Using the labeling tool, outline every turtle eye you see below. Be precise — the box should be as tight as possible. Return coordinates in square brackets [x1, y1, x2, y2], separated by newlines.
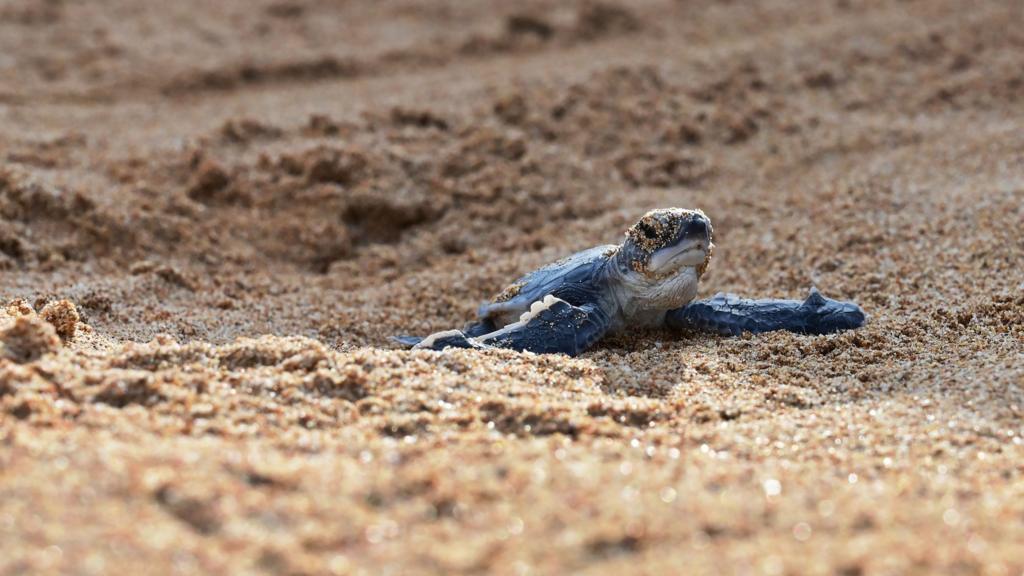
[637, 221, 658, 240]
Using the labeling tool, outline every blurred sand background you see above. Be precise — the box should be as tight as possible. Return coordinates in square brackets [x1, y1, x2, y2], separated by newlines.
[1, 0, 1023, 573]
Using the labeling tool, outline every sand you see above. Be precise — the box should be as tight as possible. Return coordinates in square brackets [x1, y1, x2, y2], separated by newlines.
[1, 0, 1023, 574]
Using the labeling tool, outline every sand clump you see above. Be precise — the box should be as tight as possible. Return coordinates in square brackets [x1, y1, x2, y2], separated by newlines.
[39, 299, 80, 340]
[0, 299, 79, 363]
[0, 315, 60, 363]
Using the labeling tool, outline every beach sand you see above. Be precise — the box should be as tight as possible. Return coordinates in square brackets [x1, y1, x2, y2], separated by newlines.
[1, 0, 1022, 573]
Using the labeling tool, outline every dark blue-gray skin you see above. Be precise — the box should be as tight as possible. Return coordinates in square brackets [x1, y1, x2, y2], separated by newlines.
[395, 208, 865, 356]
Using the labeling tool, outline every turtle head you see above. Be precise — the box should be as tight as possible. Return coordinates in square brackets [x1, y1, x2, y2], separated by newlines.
[618, 208, 714, 280]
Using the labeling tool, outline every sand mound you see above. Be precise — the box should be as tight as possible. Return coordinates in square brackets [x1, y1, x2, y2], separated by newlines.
[1, 315, 60, 363]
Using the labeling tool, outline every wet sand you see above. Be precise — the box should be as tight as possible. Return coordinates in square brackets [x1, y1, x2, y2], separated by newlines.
[1, 0, 1023, 574]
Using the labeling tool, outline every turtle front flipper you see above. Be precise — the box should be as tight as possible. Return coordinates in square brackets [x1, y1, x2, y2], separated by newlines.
[392, 335, 425, 347]
[403, 295, 610, 356]
[392, 318, 498, 349]
[477, 295, 610, 356]
[665, 288, 865, 336]
[402, 329, 490, 351]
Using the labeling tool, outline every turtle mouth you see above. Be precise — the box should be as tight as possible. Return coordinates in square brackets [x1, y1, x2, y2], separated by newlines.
[648, 239, 712, 276]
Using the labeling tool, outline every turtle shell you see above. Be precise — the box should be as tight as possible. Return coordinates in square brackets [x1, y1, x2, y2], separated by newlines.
[477, 244, 617, 326]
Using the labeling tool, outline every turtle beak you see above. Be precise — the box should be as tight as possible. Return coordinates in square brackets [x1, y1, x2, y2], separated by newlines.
[648, 213, 713, 274]
[683, 214, 711, 243]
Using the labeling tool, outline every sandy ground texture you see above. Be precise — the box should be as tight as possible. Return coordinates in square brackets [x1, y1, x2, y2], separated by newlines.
[2, 0, 1024, 574]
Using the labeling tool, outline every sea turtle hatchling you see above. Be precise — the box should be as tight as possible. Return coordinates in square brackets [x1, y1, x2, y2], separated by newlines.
[395, 208, 865, 356]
